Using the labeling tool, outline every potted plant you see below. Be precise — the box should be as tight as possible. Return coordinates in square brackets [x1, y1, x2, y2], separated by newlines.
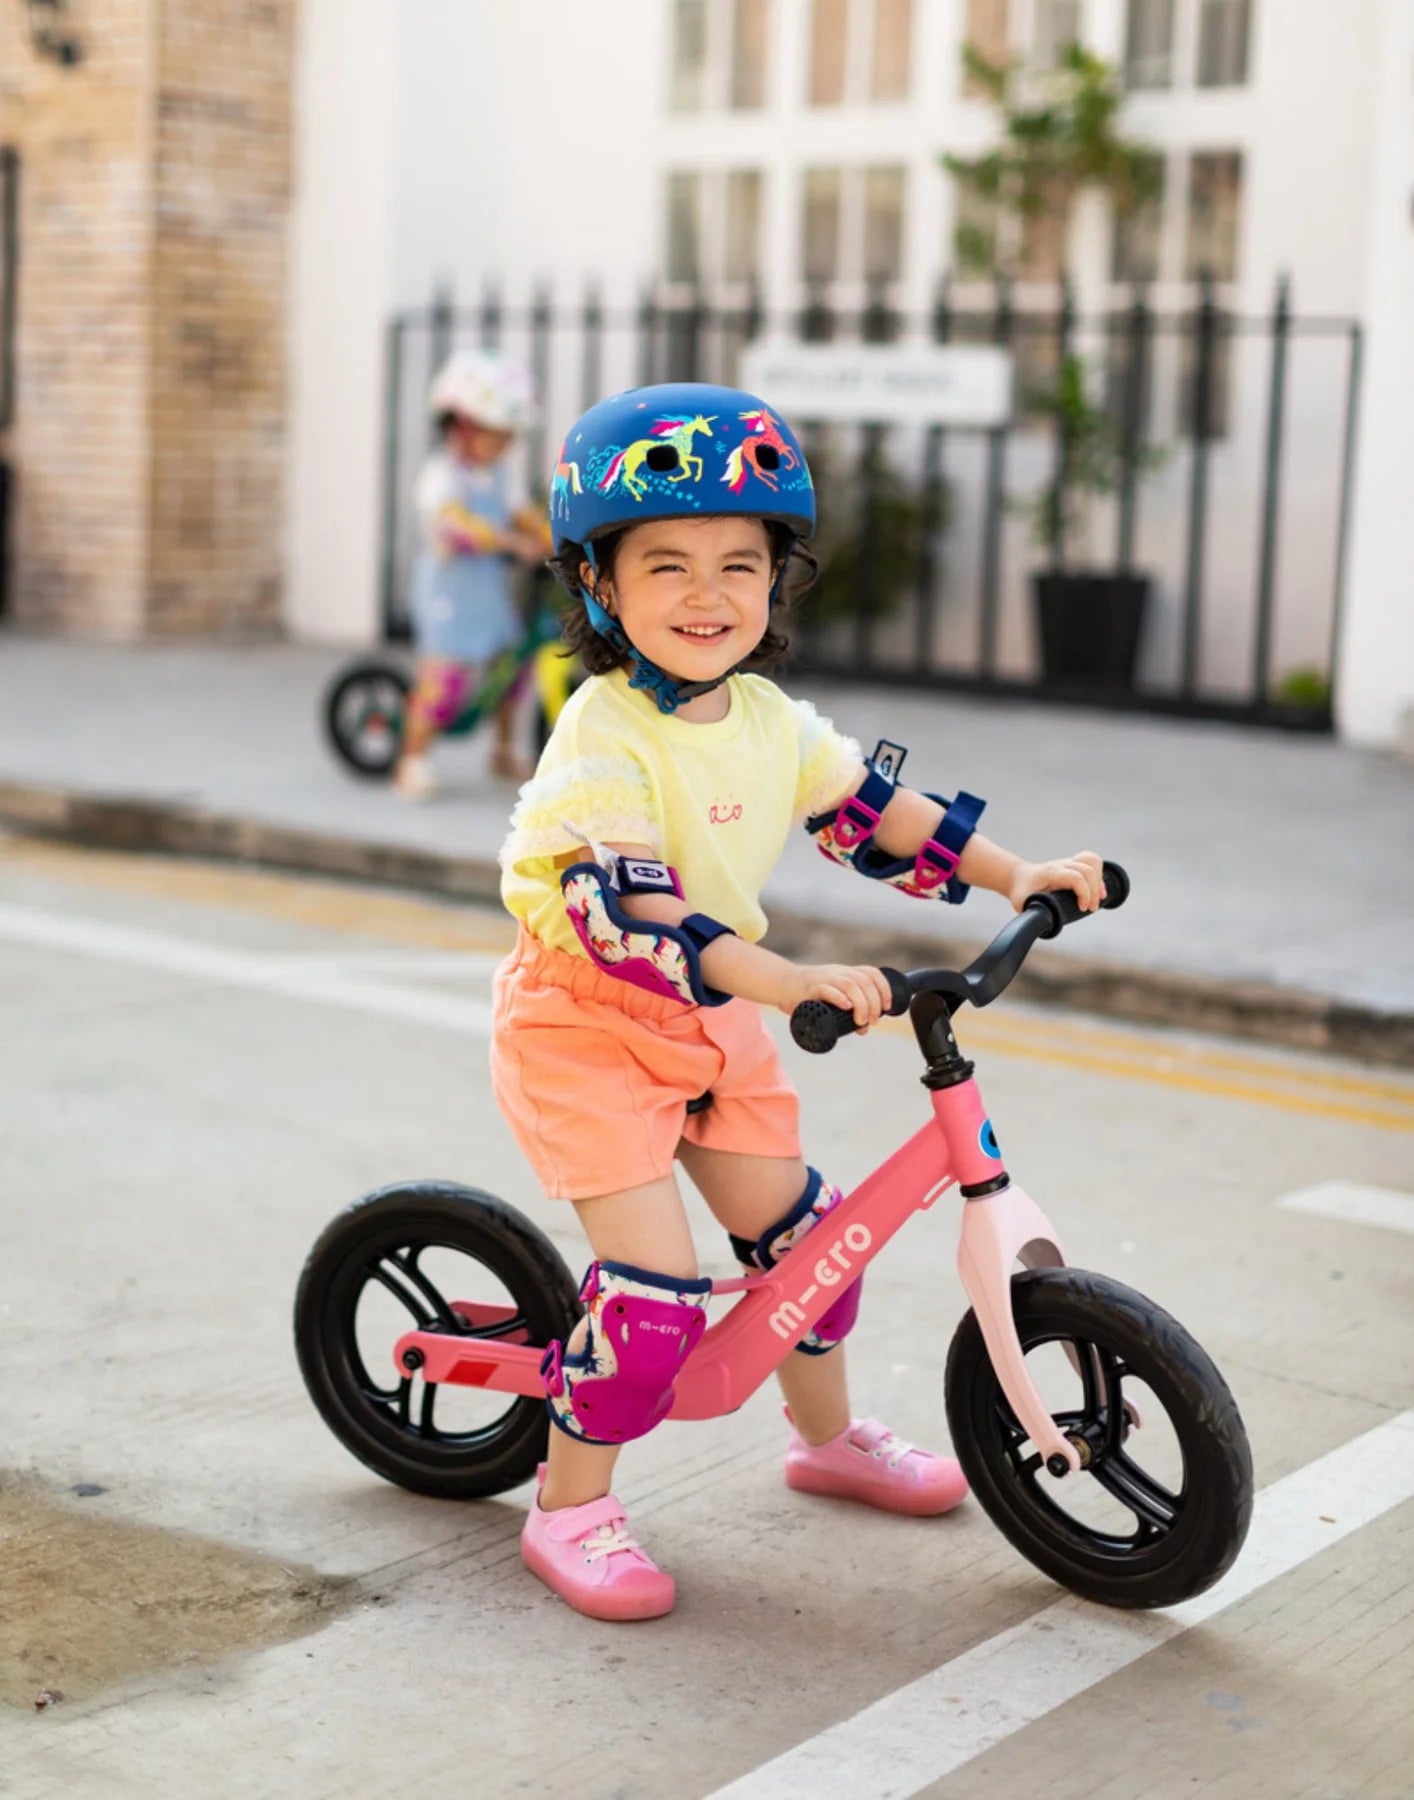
[1021, 353, 1166, 689]
[943, 42, 1165, 691]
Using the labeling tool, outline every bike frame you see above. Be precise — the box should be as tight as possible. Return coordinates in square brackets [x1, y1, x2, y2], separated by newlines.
[393, 1065, 1086, 1475]
[439, 606, 566, 739]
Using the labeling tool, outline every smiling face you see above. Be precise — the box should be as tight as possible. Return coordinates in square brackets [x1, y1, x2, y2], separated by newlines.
[585, 515, 776, 693]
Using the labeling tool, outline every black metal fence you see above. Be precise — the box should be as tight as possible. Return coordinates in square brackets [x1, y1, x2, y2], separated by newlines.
[0, 146, 19, 619]
[380, 276, 1362, 731]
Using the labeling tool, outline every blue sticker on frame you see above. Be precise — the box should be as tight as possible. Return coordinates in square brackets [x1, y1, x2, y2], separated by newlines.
[979, 1119, 1001, 1160]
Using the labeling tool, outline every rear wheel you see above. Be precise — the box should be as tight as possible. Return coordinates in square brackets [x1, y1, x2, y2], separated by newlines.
[945, 1268, 1252, 1608]
[294, 1182, 581, 1498]
[323, 659, 411, 779]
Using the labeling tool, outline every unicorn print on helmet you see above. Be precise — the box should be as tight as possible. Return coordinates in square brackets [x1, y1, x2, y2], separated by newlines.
[597, 413, 717, 500]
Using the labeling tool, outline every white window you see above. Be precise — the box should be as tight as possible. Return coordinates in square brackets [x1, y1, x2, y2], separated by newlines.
[670, 0, 773, 113]
[870, 0, 913, 100]
[731, 0, 772, 108]
[863, 166, 907, 279]
[664, 169, 766, 286]
[1196, 0, 1251, 88]
[671, 0, 710, 112]
[1123, 0, 1174, 89]
[724, 171, 764, 281]
[666, 172, 704, 283]
[1110, 152, 1166, 282]
[962, 0, 1010, 96]
[807, 0, 913, 107]
[1030, 0, 1081, 73]
[1184, 150, 1243, 282]
[802, 167, 845, 280]
[801, 164, 908, 285]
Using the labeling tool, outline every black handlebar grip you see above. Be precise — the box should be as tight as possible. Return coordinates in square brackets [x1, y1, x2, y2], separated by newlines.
[1100, 861, 1130, 909]
[790, 1000, 853, 1054]
[790, 967, 911, 1055]
[1023, 861, 1130, 939]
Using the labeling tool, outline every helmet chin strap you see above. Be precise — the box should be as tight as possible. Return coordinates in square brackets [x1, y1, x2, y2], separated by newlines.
[581, 545, 788, 717]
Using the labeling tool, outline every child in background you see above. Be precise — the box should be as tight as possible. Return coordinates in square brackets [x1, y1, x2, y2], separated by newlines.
[395, 349, 551, 799]
[492, 381, 1105, 1621]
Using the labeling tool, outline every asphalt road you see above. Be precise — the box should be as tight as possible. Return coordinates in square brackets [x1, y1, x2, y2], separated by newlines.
[2, 835, 1411, 1799]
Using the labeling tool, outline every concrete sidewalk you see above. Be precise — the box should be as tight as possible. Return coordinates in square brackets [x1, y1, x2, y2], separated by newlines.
[3, 631, 1411, 1062]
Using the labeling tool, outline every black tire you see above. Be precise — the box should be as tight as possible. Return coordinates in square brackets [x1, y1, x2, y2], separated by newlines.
[294, 1181, 582, 1499]
[322, 659, 412, 779]
[945, 1268, 1253, 1609]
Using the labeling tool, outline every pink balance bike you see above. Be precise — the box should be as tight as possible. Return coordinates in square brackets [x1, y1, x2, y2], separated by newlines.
[294, 865, 1253, 1609]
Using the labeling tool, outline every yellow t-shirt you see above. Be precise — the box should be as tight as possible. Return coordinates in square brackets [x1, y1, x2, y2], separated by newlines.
[499, 667, 863, 957]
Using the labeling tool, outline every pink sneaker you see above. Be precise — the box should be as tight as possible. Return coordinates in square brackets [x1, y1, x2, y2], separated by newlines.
[521, 1483, 675, 1622]
[783, 1411, 969, 1517]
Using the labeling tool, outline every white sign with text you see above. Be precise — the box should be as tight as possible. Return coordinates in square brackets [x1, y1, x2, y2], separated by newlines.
[739, 341, 1014, 428]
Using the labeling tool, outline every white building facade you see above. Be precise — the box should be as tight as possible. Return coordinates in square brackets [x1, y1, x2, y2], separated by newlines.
[286, 0, 1412, 747]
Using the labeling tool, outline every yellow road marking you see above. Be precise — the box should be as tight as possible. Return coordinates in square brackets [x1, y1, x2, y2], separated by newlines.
[961, 1011, 1414, 1106]
[948, 1029, 1414, 1133]
[0, 836, 519, 954]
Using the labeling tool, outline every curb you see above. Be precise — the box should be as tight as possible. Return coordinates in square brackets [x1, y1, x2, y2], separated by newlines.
[4, 779, 1412, 1072]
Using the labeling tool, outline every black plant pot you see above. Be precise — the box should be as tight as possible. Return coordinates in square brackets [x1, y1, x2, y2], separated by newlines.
[1033, 570, 1151, 693]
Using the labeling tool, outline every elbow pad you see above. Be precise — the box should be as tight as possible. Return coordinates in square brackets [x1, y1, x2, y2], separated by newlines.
[804, 739, 985, 904]
[561, 858, 736, 1006]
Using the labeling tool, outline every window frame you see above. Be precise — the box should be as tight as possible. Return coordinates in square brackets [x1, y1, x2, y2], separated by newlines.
[807, 0, 914, 108]
[800, 161, 910, 288]
[664, 166, 768, 289]
[669, 0, 774, 113]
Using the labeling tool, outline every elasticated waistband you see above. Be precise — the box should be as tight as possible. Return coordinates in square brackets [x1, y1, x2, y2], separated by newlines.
[504, 923, 697, 1024]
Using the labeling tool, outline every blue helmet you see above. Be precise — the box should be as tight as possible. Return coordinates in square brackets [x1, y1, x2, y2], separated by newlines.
[549, 381, 815, 551]
[547, 382, 815, 712]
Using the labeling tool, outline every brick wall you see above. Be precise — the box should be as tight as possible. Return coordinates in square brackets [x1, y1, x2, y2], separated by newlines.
[0, 0, 294, 637]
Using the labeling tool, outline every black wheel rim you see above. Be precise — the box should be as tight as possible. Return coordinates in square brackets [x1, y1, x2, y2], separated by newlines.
[986, 1331, 1192, 1569]
[333, 677, 404, 769]
[320, 1225, 547, 1465]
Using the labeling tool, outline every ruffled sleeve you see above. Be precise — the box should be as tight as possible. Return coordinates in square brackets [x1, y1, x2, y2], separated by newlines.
[791, 699, 864, 822]
[498, 752, 663, 878]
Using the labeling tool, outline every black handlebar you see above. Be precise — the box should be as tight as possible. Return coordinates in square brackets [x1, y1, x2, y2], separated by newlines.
[789, 861, 1129, 1054]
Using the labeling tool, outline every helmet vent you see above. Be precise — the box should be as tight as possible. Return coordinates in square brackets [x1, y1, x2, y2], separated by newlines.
[644, 445, 681, 472]
[755, 445, 781, 470]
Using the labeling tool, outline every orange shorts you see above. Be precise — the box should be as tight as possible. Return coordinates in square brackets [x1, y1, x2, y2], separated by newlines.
[490, 926, 802, 1201]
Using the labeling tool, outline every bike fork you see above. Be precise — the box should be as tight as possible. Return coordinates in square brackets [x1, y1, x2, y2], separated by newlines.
[936, 1082, 1085, 1477]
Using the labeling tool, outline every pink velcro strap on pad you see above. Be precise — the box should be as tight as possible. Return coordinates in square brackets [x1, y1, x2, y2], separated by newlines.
[831, 796, 882, 853]
[910, 838, 961, 893]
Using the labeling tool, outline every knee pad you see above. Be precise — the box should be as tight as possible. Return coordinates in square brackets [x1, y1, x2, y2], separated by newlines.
[540, 1261, 711, 1446]
[730, 1168, 862, 1355]
[410, 664, 471, 728]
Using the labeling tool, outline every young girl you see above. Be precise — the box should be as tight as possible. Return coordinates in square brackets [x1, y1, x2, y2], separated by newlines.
[395, 349, 550, 799]
[493, 382, 1104, 1622]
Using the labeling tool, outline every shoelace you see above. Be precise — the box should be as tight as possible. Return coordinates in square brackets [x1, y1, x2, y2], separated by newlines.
[580, 1522, 638, 1564]
[867, 1431, 916, 1472]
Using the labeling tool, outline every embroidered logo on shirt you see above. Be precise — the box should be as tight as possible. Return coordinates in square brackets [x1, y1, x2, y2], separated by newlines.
[709, 802, 744, 824]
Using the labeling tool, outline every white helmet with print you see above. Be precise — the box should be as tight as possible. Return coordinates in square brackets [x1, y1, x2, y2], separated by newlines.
[428, 348, 538, 433]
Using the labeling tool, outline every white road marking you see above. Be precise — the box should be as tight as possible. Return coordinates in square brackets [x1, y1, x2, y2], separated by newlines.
[1276, 1179, 1414, 1237]
[706, 1410, 1414, 1799]
[0, 902, 493, 1036]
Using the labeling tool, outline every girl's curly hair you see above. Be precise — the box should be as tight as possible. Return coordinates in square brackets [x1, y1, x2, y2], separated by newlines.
[548, 519, 818, 676]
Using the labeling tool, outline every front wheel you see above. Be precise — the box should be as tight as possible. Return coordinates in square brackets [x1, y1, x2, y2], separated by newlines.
[294, 1182, 582, 1498]
[945, 1268, 1253, 1609]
